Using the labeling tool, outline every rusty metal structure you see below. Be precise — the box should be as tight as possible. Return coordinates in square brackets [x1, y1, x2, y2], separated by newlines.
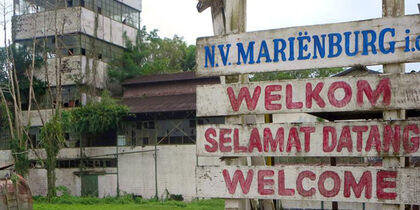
[0, 164, 32, 210]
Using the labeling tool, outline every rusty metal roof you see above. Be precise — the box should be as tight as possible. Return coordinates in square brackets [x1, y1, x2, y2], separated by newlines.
[121, 94, 196, 113]
[122, 72, 217, 85]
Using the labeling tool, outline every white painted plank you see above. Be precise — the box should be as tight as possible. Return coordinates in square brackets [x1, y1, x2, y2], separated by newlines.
[196, 15, 420, 76]
[197, 73, 420, 117]
[196, 166, 420, 205]
[197, 120, 420, 157]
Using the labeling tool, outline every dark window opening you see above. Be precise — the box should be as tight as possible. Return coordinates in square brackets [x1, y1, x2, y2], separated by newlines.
[67, 0, 73, 7]
[148, 121, 155, 129]
[136, 122, 142, 130]
[80, 0, 85, 7]
[68, 48, 74, 56]
[143, 137, 149, 145]
[189, 120, 196, 128]
[97, 7, 102, 14]
[81, 48, 86, 56]
[98, 54, 102, 59]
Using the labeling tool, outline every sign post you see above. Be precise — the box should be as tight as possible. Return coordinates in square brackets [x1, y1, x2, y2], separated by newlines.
[195, 1, 420, 209]
[382, 1, 406, 210]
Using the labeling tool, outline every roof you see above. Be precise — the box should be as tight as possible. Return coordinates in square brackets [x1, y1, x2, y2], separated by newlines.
[120, 94, 196, 113]
[333, 65, 381, 77]
[122, 72, 217, 86]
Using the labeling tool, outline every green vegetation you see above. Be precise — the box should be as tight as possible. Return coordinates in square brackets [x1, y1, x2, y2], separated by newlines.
[108, 27, 196, 81]
[63, 92, 129, 136]
[251, 67, 344, 81]
[40, 113, 66, 200]
[33, 195, 224, 210]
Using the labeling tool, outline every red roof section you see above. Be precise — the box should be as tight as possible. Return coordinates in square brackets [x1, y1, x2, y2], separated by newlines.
[120, 94, 196, 113]
[122, 71, 216, 85]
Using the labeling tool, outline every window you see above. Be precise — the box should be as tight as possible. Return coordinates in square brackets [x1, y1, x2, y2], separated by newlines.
[68, 48, 74, 56]
[81, 48, 86, 56]
[189, 120, 196, 128]
[67, 0, 73, 7]
[80, 0, 85, 7]
[97, 7, 102, 14]
[143, 137, 149, 145]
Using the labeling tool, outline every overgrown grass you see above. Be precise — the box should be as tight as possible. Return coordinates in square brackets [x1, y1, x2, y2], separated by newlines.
[33, 195, 224, 210]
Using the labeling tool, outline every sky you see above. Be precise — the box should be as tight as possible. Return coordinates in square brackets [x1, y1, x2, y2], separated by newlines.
[142, 0, 420, 71]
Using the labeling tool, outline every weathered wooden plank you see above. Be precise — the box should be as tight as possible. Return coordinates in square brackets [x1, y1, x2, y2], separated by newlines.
[197, 120, 420, 157]
[196, 166, 420, 205]
[196, 14, 420, 76]
[197, 73, 420, 117]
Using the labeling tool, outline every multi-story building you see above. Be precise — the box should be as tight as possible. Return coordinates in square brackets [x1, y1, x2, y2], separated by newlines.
[0, 0, 142, 197]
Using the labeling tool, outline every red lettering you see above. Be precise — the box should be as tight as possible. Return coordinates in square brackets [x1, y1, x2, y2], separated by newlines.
[265, 85, 282, 110]
[227, 86, 261, 112]
[366, 126, 381, 152]
[296, 171, 316, 197]
[383, 125, 400, 153]
[258, 170, 274, 195]
[352, 126, 368, 152]
[264, 128, 284, 152]
[234, 128, 247, 153]
[357, 78, 391, 106]
[286, 84, 303, 109]
[205, 128, 218, 152]
[220, 129, 232, 152]
[300, 127, 315, 152]
[278, 170, 295, 196]
[286, 127, 302, 152]
[306, 82, 326, 108]
[249, 128, 263, 152]
[344, 171, 372, 199]
[323, 126, 337, 152]
[328, 81, 352, 108]
[318, 171, 341, 198]
[403, 124, 420, 153]
[223, 169, 254, 194]
[376, 171, 397, 200]
[337, 126, 353, 152]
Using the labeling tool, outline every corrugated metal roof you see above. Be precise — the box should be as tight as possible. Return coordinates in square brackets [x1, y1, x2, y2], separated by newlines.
[121, 94, 196, 113]
[122, 72, 217, 85]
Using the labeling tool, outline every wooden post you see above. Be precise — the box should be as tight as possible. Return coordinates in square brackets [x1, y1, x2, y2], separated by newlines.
[204, 0, 248, 209]
[198, 1, 273, 209]
[382, 1, 405, 210]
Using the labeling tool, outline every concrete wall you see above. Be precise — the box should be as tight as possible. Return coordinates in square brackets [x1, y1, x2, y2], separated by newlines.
[33, 56, 106, 88]
[0, 145, 206, 200]
[13, 7, 137, 48]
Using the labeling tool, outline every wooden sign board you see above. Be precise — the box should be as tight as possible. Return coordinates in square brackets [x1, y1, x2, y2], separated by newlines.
[196, 166, 420, 205]
[197, 120, 420, 157]
[196, 15, 420, 76]
[197, 73, 420, 117]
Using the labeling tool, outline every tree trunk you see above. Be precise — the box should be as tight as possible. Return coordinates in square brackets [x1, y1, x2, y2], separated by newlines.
[46, 155, 57, 200]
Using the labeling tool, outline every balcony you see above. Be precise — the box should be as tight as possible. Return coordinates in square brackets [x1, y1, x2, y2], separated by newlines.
[13, 6, 137, 48]
[34, 55, 107, 89]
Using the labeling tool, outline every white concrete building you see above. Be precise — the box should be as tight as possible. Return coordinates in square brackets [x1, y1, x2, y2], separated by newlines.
[6, 0, 145, 198]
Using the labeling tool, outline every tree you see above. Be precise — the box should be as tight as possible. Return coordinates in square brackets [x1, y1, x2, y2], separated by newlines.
[63, 92, 129, 143]
[108, 26, 196, 81]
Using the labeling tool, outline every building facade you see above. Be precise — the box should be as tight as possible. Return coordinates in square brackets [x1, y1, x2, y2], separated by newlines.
[2, 0, 143, 198]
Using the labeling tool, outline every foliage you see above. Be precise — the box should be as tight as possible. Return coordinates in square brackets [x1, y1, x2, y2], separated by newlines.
[33, 195, 224, 210]
[40, 112, 66, 199]
[63, 92, 129, 135]
[10, 136, 29, 176]
[250, 67, 344, 81]
[108, 27, 196, 81]
[0, 45, 46, 105]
